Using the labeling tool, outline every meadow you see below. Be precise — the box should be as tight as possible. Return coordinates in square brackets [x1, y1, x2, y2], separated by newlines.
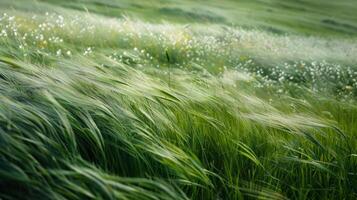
[0, 0, 356, 199]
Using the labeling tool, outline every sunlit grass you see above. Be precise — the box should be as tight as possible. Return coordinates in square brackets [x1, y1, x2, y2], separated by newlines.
[0, 2, 356, 200]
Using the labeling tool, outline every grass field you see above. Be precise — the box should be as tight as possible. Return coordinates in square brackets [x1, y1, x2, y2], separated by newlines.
[0, 0, 357, 199]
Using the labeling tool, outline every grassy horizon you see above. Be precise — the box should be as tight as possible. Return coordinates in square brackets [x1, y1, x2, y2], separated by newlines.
[0, 0, 356, 199]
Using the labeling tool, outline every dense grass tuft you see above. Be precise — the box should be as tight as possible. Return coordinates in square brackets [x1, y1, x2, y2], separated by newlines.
[0, 0, 357, 199]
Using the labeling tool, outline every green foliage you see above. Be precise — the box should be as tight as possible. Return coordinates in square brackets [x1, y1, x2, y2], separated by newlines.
[0, 0, 356, 199]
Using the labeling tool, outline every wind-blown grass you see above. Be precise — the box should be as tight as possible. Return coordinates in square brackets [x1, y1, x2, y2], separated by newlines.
[0, 1, 357, 200]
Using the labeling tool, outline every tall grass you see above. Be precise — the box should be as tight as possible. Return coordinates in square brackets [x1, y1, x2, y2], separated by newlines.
[0, 4, 356, 200]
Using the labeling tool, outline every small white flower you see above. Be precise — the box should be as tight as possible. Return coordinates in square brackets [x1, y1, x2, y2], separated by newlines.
[83, 47, 92, 56]
[56, 49, 62, 56]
